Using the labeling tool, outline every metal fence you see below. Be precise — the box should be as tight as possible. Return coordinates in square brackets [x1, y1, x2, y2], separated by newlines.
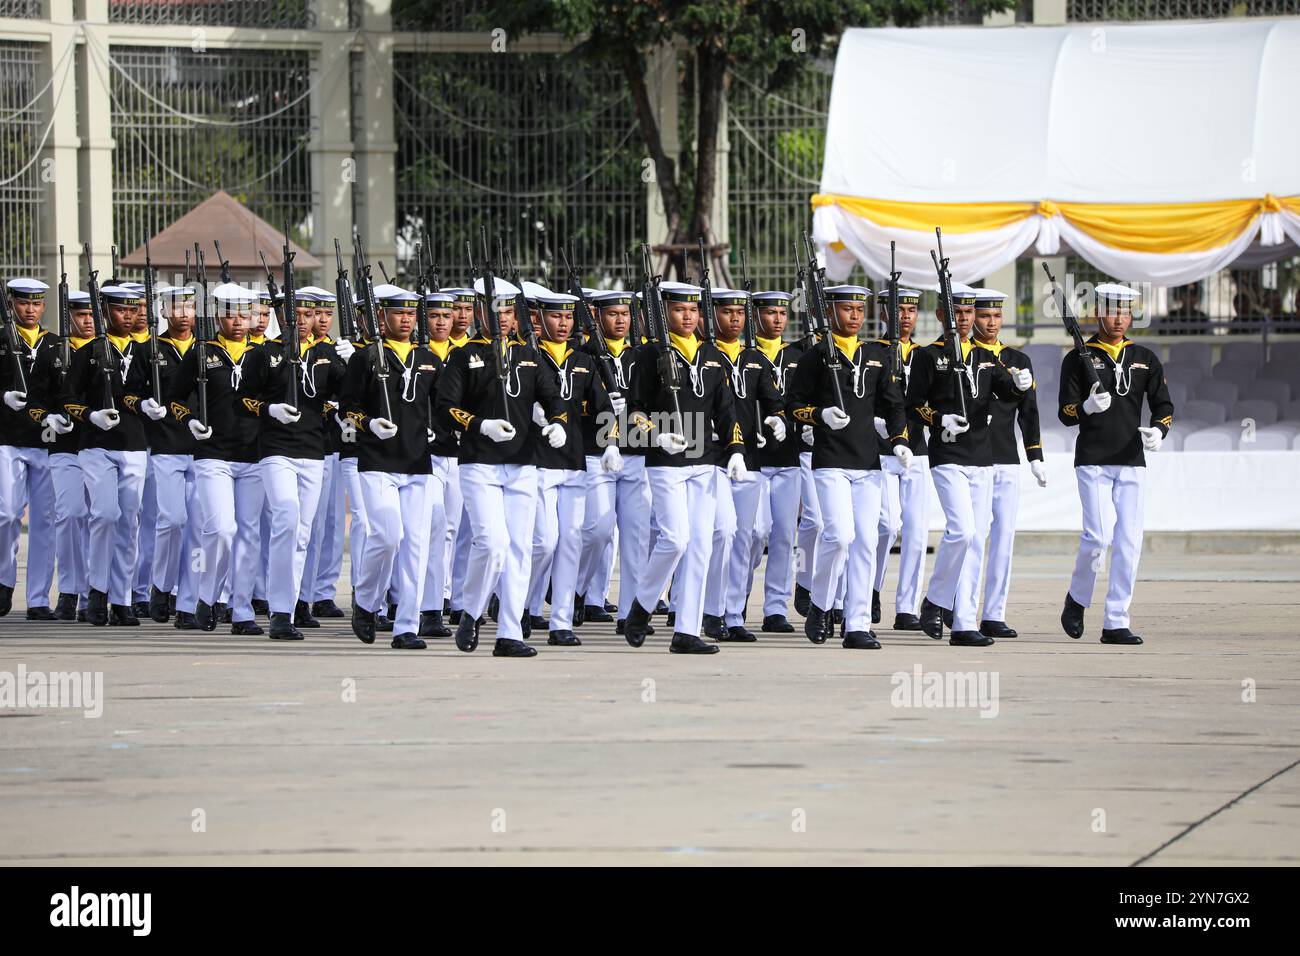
[390, 47, 646, 287]
[0, 40, 42, 277]
[108, 1, 315, 29]
[0, 1, 40, 19]
[1067, 0, 1300, 19]
[106, 45, 315, 263]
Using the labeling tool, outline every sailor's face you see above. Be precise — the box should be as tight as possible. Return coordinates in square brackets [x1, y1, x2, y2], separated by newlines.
[974, 307, 1003, 341]
[666, 300, 698, 337]
[1098, 306, 1133, 338]
[70, 307, 94, 338]
[451, 303, 473, 334]
[758, 305, 787, 338]
[429, 307, 452, 342]
[599, 304, 631, 339]
[163, 304, 195, 338]
[715, 303, 746, 340]
[833, 300, 865, 337]
[381, 306, 416, 341]
[218, 310, 248, 339]
[314, 308, 333, 337]
[543, 309, 574, 342]
[107, 302, 136, 336]
[251, 307, 270, 335]
[954, 304, 975, 338]
[897, 302, 917, 339]
[11, 297, 44, 327]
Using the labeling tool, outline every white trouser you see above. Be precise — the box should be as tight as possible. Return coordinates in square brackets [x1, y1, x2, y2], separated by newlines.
[301, 452, 340, 603]
[639, 465, 717, 638]
[702, 466, 738, 618]
[875, 454, 931, 616]
[981, 463, 1020, 624]
[134, 456, 157, 601]
[78, 447, 147, 605]
[578, 453, 648, 619]
[149, 454, 194, 594]
[0, 444, 55, 606]
[1070, 464, 1147, 630]
[252, 496, 271, 602]
[812, 468, 884, 632]
[260, 456, 324, 615]
[48, 452, 88, 598]
[794, 450, 821, 593]
[757, 466, 800, 617]
[419, 454, 455, 612]
[928, 463, 994, 633]
[526, 467, 587, 631]
[440, 459, 463, 605]
[459, 462, 538, 643]
[193, 457, 264, 622]
[341, 456, 367, 598]
[722, 470, 764, 626]
[355, 470, 433, 635]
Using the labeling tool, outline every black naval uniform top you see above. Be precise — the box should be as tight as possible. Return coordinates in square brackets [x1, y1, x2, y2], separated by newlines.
[341, 339, 439, 476]
[627, 335, 744, 469]
[26, 336, 89, 455]
[434, 336, 567, 467]
[713, 338, 786, 471]
[0, 327, 57, 450]
[60, 333, 150, 453]
[130, 336, 199, 457]
[579, 337, 641, 458]
[236, 337, 346, 462]
[874, 340, 929, 459]
[978, 340, 1043, 465]
[754, 336, 803, 470]
[531, 339, 615, 472]
[906, 337, 1024, 468]
[166, 336, 261, 464]
[789, 335, 907, 471]
[1058, 335, 1174, 468]
[424, 340, 459, 460]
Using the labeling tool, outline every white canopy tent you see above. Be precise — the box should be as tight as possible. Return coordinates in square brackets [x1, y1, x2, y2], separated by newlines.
[812, 20, 1300, 287]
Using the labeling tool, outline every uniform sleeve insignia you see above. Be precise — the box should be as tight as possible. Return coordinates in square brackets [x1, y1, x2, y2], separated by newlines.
[731, 423, 743, 445]
[467, 357, 484, 369]
[450, 407, 474, 430]
[793, 405, 815, 424]
[170, 402, 190, 421]
[917, 404, 935, 425]
[122, 395, 139, 412]
[1156, 415, 1172, 427]
[242, 398, 263, 416]
[1063, 403, 1078, 418]
[66, 403, 88, 421]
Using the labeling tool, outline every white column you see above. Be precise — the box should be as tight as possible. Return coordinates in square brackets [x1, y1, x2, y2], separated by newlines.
[38, 3, 80, 284]
[644, 42, 679, 251]
[1033, 0, 1068, 24]
[77, 1, 113, 286]
[310, 0, 355, 290]
[354, 0, 397, 271]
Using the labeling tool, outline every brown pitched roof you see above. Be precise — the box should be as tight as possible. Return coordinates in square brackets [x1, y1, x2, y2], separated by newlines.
[120, 190, 321, 272]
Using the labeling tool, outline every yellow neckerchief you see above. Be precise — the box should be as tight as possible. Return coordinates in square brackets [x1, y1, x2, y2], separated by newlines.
[299, 336, 315, 357]
[161, 334, 194, 357]
[756, 335, 783, 364]
[975, 337, 1004, 358]
[17, 325, 41, 348]
[217, 334, 248, 364]
[449, 333, 469, 349]
[429, 338, 451, 361]
[832, 333, 861, 360]
[604, 336, 627, 358]
[248, 333, 266, 346]
[900, 340, 915, 361]
[131, 329, 149, 343]
[539, 339, 571, 367]
[716, 337, 744, 364]
[70, 335, 92, 351]
[384, 338, 415, 363]
[936, 337, 975, 360]
[1088, 336, 1130, 361]
[107, 332, 132, 354]
[669, 331, 699, 363]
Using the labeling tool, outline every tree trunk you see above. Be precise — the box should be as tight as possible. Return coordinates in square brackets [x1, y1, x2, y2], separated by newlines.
[690, 42, 729, 285]
[621, 46, 682, 264]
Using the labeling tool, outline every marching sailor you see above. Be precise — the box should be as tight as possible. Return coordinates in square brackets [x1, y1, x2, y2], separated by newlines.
[1058, 283, 1173, 646]
[417, 290, 458, 638]
[442, 287, 476, 624]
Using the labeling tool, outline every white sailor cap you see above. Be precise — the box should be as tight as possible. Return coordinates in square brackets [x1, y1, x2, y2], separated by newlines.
[472, 276, 521, 300]
[535, 291, 579, 311]
[972, 288, 1007, 307]
[582, 287, 598, 299]
[659, 280, 702, 303]
[295, 285, 332, 301]
[6, 278, 49, 300]
[441, 287, 476, 304]
[159, 284, 196, 301]
[68, 290, 91, 307]
[370, 283, 405, 300]
[824, 284, 872, 303]
[710, 287, 750, 306]
[886, 288, 923, 306]
[119, 281, 146, 294]
[592, 290, 634, 308]
[376, 287, 421, 309]
[1095, 283, 1140, 303]
[752, 290, 792, 306]
[937, 282, 977, 306]
[99, 285, 144, 305]
[520, 280, 552, 303]
[313, 289, 338, 306]
[212, 282, 258, 309]
[426, 291, 455, 307]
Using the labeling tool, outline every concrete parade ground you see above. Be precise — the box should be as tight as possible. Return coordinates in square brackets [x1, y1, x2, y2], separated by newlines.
[0, 535, 1297, 866]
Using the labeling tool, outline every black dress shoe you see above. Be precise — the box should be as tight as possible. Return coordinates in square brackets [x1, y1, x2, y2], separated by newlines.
[216, 602, 231, 624]
[872, 590, 882, 625]
[761, 614, 794, 633]
[231, 619, 264, 636]
[25, 606, 56, 621]
[148, 585, 170, 623]
[391, 632, 427, 650]
[449, 608, 462, 625]
[173, 611, 200, 630]
[721, 625, 757, 643]
[493, 638, 537, 658]
[653, 599, 670, 616]
[418, 611, 451, 638]
[251, 598, 270, 617]
[168, 593, 176, 615]
[665, 611, 676, 628]
[77, 608, 87, 622]
[919, 597, 945, 640]
[830, 607, 843, 626]
[949, 629, 994, 647]
[528, 614, 547, 631]
[794, 584, 810, 617]
[268, 612, 303, 641]
[311, 599, 345, 618]
[109, 603, 140, 626]
[54, 593, 78, 621]
[941, 607, 953, 628]
[702, 613, 725, 639]
[615, 618, 654, 636]
[583, 604, 612, 623]
[547, 629, 581, 646]
[294, 599, 320, 628]
[670, 632, 720, 654]
[0, 582, 12, 616]
[488, 594, 499, 622]
[195, 600, 216, 632]
[623, 600, 651, 648]
[604, 601, 617, 613]
[351, 605, 377, 644]
[86, 589, 109, 627]
[375, 613, 393, 633]
[980, 620, 1017, 639]
[843, 630, 881, 649]
[893, 613, 922, 631]
[132, 599, 150, 619]
[573, 597, 586, 627]
[521, 613, 532, 641]
[1061, 593, 1086, 639]
[804, 604, 831, 644]
[454, 614, 480, 652]
[443, 600, 451, 616]
[1101, 627, 1143, 645]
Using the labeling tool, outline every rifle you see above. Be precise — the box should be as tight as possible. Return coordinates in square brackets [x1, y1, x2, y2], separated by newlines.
[413, 241, 429, 350]
[82, 243, 115, 410]
[561, 246, 617, 392]
[109, 244, 120, 285]
[424, 230, 439, 292]
[801, 231, 846, 413]
[640, 242, 684, 436]
[351, 232, 380, 343]
[793, 241, 812, 351]
[1043, 261, 1101, 389]
[476, 227, 512, 416]
[334, 239, 358, 341]
[277, 225, 301, 408]
[930, 227, 968, 420]
[144, 239, 163, 403]
[377, 261, 391, 285]
[737, 249, 763, 435]
[624, 251, 645, 343]
[696, 237, 716, 344]
[503, 240, 537, 351]
[183, 250, 191, 287]
[192, 244, 210, 427]
[214, 240, 232, 285]
[56, 245, 71, 385]
[0, 274, 29, 396]
[886, 240, 902, 380]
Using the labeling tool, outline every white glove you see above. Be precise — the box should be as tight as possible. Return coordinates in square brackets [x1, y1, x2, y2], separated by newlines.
[140, 397, 167, 421]
[1082, 382, 1111, 415]
[874, 417, 888, 439]
[542, 422, 566, 448]
[269, 403, 301, 425]
[821, 406, 850, 431]
[801, 425, 814, 446]
[607, 390, 626, 416]
[600, 444, 623, 474]
[1030, 459, 1048, 487]
[756, 431, 766, 449]
[188, 418, 212, 441]
[4, 390, 26, 411]
[334, 338, 355, 362]
[89, 409, 120, 431]
[427, 427, 435, 444]
[1010, 367, 1033, 391]
[42, 413, 73, 435]
[763, 415, 786, 443]
[726, 452, 750, 482]
[1138, 426, 1163, 453]
[531, 402, 547, 428]
[655, 432, 689, 455]
[480, 418, 516, 443]
[369, 417, 398, 440]
[893, 444, 913, 470]
[940, 414, 969, 435]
